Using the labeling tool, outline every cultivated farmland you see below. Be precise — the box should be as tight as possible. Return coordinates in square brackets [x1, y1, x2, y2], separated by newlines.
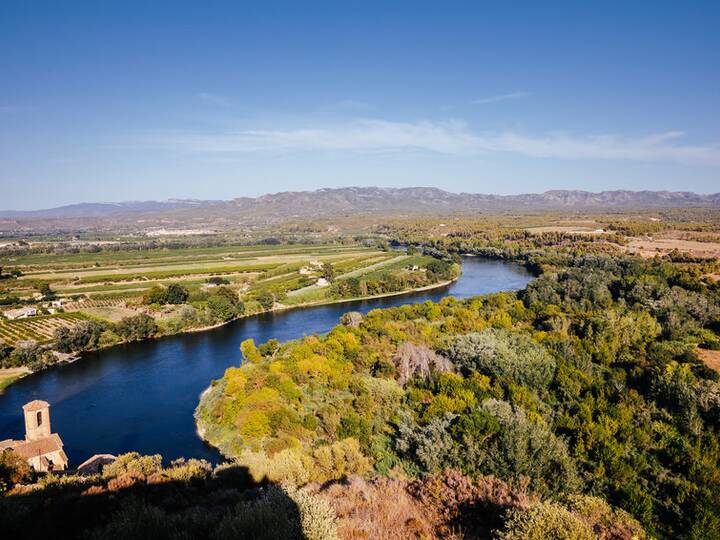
[0, 313, 88, 347]
[1, 243, 412, 323]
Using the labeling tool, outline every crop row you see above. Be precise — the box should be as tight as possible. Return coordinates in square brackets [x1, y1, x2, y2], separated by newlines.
[63, 299, 126, 311]
[13, 244, 370, 270]
[0, 313, 87, 347]
[73, 262, 285, 284]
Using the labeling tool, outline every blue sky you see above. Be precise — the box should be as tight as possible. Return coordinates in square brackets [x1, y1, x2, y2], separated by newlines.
[1, 1, 719, 209]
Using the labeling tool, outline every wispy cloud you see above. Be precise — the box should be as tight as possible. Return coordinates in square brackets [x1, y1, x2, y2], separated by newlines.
[140, 119, 720, 165]
[470, 91, 531, 105]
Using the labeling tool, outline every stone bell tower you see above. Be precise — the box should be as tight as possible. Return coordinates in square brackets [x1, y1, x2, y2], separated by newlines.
[23, 400, 51, 441]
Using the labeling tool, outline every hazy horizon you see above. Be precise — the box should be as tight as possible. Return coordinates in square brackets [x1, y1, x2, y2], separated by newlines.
[2, 1, 719, 209]
[3, 185, 720, 214]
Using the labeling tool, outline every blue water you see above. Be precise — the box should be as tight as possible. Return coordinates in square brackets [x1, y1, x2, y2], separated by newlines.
[0, 258, 532, 465]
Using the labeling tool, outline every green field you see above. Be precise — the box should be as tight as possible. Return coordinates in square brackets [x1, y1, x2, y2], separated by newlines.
[1, 244, 388, 300]
[1, 243, 451, 348]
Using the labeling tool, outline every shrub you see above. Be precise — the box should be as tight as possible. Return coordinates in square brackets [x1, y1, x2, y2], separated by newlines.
[394, 412, 456, 473]
[257, 291, 275, 311]
[409, 469, 536, 536]
[240, 338, 263, 364]
[54, 320, 105, 352]
[88, 498, 182, 540]
[115, 314, 157, 341]
[442, 329, 556, 392]
[102, 452, 162, 479]
[207, 295, 236, 322]
[475, 399, 580, 496]
[285, 485, 340, 540]
[311, 438, 372, 483]
[566, 495, 649, 540]
[0, 449, 32, 493]
[498, 501, 595, 540]
[214, 484, 338, 540]
[239, 448, 311, 486]
[178, 304, 199, 327]
[165, 283, 189, 304]
[207, 276, 230, 285]
[165, 458, 213, 482]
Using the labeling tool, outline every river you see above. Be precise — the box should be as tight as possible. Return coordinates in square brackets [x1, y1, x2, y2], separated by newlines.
[0, 258, 532, 465]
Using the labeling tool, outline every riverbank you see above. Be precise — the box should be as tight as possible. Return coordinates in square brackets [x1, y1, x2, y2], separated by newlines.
[0, 367, 31, 392]
[177, 275, 457, 333]
[274, 275, 459, 312]
[0, 275, 459, 391]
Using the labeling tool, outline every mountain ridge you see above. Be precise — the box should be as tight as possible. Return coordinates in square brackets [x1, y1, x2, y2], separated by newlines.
[2, 187, 719, 221]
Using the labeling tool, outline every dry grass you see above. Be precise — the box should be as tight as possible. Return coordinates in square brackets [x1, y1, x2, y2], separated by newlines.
[624, 231, 720, 259]
[311, 476, 440, 540]
[697, 347, 720, 373]
[310, 470, 540, 540]
[79, 306, 141, 322]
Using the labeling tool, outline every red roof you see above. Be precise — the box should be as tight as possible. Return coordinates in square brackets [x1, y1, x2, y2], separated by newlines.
[6, 433, 65, 460]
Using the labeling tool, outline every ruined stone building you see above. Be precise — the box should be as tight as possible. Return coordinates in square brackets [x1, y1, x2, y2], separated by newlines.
[0, 400, 68, 472]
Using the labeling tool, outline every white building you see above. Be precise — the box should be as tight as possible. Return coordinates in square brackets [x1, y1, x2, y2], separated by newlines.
[4, 307, 38, 320]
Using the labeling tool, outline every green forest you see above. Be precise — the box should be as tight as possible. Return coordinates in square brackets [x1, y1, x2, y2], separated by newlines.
[194, 251, 720, 539]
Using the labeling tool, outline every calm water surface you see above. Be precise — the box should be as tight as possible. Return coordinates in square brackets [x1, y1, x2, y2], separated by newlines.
[0, 258, 532, 465]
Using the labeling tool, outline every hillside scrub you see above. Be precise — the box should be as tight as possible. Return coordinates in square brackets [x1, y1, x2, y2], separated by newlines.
[1, 452, 646, 540]
[196, 253, 720, 538]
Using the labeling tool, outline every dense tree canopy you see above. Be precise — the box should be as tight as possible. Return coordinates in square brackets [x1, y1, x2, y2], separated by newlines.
[197, 252, 720, 539]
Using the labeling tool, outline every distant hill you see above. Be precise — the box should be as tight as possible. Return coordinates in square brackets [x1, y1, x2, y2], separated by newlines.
[0, 187, 720, 230]
[0, 187, 720, 218]
[224, 187, 720, 215]
[0, 199, 220, 219]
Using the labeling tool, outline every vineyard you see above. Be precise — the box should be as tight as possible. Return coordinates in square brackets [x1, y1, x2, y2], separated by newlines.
[62, 298, 129, 312]
[0, 313, 88, 347]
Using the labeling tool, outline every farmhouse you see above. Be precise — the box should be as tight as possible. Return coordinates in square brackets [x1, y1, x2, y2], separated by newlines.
[0, 400, 68, 472]
[3, 307, 38, 320]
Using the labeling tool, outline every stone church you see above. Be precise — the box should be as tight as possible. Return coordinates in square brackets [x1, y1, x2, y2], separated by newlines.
[0, 400, 68, 472]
